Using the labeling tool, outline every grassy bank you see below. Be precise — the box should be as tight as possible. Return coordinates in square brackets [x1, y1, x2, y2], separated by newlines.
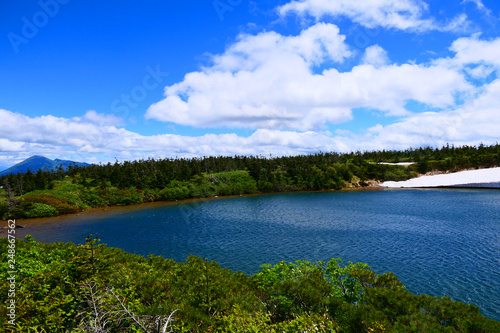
[0, 168, 400, 220]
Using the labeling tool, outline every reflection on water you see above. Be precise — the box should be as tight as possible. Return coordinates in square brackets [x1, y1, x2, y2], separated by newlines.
[6, 189, 500, 320]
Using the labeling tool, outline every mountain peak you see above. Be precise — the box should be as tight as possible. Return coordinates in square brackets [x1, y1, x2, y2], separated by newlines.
[0, 156, 91, 177]
[26, 155, 52, 161]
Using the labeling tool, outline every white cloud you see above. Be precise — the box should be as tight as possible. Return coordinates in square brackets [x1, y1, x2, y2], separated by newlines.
[0, 109, 131, 163]
[146, 22, 471, 130]
[210, 22, 351, 71]
[338, 78, 500, 150]
[2, 73, 498, 166]
[432, 35, 500, 79]
[362, 45, 390, 67]
[277, 0, 470, 33]
[461, 0, 492, 16]
[450, 36, 500, 69]
[147, 23, 354, 131]
[465, 65, 495, 79]
[0, 109, 341, 163]
[76, 110, 125, 127]
[439, 13, 472, 33]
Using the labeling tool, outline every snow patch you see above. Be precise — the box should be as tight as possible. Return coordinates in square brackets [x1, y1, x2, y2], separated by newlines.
[381, 167, 500, 188]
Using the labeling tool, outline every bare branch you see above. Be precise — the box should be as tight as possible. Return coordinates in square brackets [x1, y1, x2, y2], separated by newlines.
[162, 309, 178, 333]
[108, 287, 151, 333]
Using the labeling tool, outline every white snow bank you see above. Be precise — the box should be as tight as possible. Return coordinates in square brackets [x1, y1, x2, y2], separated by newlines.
[378, 162, 416, 166]
[381, 167, 500, 188]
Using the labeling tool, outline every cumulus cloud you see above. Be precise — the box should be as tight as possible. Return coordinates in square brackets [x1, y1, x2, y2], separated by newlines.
[432, 35, 500, 80]
[277, 0, 470, 33]
[362, 45, 390, 67]
[2, 72, 499, 167]
[0, 109, 342, 164]
[147, 23, 354, 131]
[146, 22, 471, 130]
[76, 110, 125, 127]
[353, 78, 500, 149]
[449, 36, 500, 70]
[0, 109, 128, 149]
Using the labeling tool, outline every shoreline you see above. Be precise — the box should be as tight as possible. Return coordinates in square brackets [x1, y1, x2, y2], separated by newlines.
[5, 166, 499, 238]
[1, 186, 385, 238]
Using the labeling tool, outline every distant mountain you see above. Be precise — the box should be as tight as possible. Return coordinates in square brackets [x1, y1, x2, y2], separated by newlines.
[0, 156, 91, 177]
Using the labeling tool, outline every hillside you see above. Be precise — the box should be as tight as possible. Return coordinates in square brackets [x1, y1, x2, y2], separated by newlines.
[0, 156, 91, 177]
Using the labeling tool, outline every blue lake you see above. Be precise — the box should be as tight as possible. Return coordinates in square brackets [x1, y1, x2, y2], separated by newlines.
[23, 189, 500, 320]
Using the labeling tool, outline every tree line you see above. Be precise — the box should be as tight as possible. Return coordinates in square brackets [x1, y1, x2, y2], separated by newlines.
[1, 143, 499, 219]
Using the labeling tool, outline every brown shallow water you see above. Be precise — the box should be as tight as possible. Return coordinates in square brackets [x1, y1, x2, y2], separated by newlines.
[0, 196, 228, 239]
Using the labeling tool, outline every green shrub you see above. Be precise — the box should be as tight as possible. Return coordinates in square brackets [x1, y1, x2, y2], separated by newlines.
[23, 193, 79, 215]
[140, 188, 161, 202]
[80, 190, 106, 207]
[210, 170, 259, 195]
[109, 188, 143, 206]
[0, 238, 498, 332]
[160, 181, 191, 200]
[0, 202, 9, 219]
[24, 203, 59, 218]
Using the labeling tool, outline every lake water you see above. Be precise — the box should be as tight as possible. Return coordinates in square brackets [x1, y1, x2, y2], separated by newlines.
[19, 189, 500, 320]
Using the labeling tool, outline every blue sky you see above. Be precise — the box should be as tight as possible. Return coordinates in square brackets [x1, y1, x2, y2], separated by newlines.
[1, 0, 499, 168]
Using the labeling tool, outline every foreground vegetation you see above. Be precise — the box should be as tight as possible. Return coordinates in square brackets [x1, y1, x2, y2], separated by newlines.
[1, 236, 498, 332]
[1, 144, 499, 219]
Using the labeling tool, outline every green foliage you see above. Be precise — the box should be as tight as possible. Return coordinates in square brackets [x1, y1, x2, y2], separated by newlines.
[218, 304, 272, 332]
[209, 170, 259, 195]
[24, 202, 59, 218]
[0, 201, 10, 219]
[110, 187, 143, 206]
[23, 193, 79, 215]
[80, 188, 106, 207]
[24, 180, 85, 207]
[0, 237, 498, 332]
[0, 236, 80, 331]
[219, 308, 339, 332]
[94, 186, 144, 206]
[140, 187, 161, 202]
[253, 259, 371, 323]
[324, 258, 371, 304]
[160, 180, 192, 200]
[7, 192, 81, 218]
[8, 201, 59, 218]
